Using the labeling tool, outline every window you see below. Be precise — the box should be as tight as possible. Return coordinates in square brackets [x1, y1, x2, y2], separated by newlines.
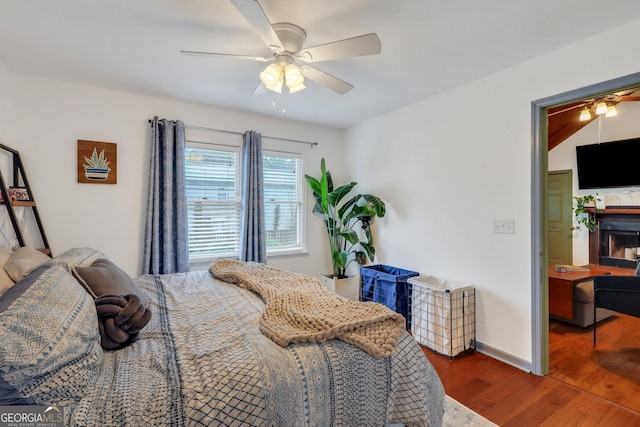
[263, 155, 304, 252]
[185, 144, 304, 261]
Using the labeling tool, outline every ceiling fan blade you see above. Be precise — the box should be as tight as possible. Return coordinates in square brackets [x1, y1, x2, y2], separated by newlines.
[230, 0, 283, 52]
[253, 83, 269, 95]
[299, 33, 381, 63]
[547, 102, 588, 117]
[180, 50, 271, 62]
[620, 96, 640, 102]
[302, 66, 353, 94]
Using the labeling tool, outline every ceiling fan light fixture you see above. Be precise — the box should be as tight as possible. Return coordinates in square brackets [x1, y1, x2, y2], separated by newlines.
[269, 74, 284, 94]
[595, 101, 608, 115]
[260, 63, 282, 87]
[284, 63, 303, 84]
[605, 104, 618, 117]
[287, 82, 306, 94]
[283, 63, 305, 93]
[579, 107, 592, 121]
[263, 75, 283, 94]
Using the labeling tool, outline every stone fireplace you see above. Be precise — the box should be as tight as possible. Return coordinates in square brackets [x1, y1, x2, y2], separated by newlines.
[589, 208, 640, 269]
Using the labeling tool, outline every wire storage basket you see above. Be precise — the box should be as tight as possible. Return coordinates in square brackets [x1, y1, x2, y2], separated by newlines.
[408, 275, 476, 357]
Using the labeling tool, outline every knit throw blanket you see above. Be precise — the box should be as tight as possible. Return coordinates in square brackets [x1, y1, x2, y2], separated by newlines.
[210, 259, 406, 358]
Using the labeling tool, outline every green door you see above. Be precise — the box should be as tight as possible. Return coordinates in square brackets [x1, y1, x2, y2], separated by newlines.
[547, 170, 573, 266]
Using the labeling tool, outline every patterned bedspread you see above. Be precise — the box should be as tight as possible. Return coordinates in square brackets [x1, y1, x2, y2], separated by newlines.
[69, 270, 445, 426]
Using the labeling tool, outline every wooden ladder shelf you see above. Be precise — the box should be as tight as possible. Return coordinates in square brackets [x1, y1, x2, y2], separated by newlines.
[0, 143, 51, 255]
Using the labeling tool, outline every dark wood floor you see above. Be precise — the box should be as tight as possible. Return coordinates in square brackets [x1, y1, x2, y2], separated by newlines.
[424, 314, 640, 426]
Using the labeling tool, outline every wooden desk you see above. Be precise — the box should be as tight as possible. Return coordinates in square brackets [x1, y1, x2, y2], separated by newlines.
[548, 266, 612, 320]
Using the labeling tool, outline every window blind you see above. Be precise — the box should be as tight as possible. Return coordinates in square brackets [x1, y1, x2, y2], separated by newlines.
[185, 147, 241, 258]
[185, 145, 304, 260]
[263, 155, 303, 251]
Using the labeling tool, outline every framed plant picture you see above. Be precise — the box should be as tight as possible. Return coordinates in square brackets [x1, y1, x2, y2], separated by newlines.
[77, 140, 117, 184]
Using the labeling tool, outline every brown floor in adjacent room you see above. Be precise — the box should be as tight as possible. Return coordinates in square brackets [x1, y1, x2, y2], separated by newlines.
[549, 313, 640, 413]
[424, 314, 640, 427]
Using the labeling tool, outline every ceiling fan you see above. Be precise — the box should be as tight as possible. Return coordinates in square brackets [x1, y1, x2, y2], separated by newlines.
[548, 89, 640, 120]
[180, 0, 381, 95]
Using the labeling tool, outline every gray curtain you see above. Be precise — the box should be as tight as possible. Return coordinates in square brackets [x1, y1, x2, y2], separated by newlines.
[239, 130, 266, 263]
[143, 116, 189, 274]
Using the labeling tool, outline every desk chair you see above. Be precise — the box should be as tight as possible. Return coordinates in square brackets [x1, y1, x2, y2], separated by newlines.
[593, 275, 640, 345]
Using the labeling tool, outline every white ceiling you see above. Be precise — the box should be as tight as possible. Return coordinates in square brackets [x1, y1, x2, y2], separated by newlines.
[1, 0, 640, 129]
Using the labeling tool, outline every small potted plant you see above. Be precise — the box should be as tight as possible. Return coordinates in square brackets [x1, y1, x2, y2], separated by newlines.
[305, 158, 386, 284]
[573, 194, 600, 232]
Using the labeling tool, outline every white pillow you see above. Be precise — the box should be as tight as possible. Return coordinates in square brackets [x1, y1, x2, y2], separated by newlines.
[4, 247, 51, 282]
[0, 248, 11, 266]
[0, 248, 14, 295]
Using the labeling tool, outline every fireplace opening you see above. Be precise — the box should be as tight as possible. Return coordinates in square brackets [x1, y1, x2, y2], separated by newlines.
[597, 218, 640, 268]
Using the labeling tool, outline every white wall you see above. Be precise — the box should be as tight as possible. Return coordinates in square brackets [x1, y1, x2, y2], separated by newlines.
[344, 19, 640, 363]
[0, 62, 19, 248]
[0, 61, 11, 142]
[7, 74, 344, 276]
[549, 102, 640, 265]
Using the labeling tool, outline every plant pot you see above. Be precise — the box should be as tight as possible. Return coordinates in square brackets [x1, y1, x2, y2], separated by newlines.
[317, 274, 360, 301]
[317, 274, 337, 292]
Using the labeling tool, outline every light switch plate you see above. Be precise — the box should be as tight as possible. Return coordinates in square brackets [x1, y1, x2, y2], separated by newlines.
[493, 219, 515, 234]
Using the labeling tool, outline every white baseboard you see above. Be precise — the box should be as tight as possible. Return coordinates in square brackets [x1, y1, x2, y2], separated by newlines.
[473, 340, 533, 373]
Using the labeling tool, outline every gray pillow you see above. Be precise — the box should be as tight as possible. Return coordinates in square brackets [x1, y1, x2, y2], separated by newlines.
[73, 259, 152, 350]
[73, 258, 144, 299]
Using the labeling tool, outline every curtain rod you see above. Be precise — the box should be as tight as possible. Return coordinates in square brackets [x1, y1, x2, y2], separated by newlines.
[148, 120, 317, 147]
[186, 139, 301, 156]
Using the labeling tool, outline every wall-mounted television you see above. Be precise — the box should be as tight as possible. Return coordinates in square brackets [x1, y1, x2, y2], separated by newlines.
[576, 137, 640, 189]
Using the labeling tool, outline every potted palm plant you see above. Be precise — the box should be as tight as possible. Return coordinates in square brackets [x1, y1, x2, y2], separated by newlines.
[305, 158, 386, 288]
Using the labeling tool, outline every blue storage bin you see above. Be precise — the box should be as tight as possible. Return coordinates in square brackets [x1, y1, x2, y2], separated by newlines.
[360, 264, 419, 329]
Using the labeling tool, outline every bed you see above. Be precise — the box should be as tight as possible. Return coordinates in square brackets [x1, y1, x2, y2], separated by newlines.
[0, 247, 445, 426]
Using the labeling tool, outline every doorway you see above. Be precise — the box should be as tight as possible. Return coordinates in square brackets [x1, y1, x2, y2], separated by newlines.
[531, 71, 640, 376]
